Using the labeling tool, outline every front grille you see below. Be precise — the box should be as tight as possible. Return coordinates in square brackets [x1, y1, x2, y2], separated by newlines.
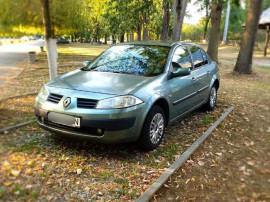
[77, 98, 98, 109]
[43, 118, 103, 136]
[47, 93, 63, 104]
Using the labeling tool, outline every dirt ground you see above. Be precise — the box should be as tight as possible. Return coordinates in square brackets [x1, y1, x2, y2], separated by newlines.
[0, 43, 225, 201]
[153, 46, 270, 201]
[0, 44, 269, 201]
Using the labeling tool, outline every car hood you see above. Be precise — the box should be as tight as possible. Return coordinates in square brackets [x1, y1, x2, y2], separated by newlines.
[47, 70, 155, 95]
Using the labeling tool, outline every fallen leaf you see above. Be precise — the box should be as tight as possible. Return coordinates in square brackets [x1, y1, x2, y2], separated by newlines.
[11, 170, 20, 177]
[261, 169, 270, 174]
[247, 161, 255, 166]
[198, 161, 204, 166]
[3, 181, 12, 186]
[77, 168, 82, 174]
[244, 142, 250, 147]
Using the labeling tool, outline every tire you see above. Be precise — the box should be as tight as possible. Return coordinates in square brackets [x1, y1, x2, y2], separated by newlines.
[204, 85, 217, 111]
[137, 105, 166, 151]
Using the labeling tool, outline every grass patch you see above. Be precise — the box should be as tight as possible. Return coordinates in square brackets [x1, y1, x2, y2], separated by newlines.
[14, 138, 41, 153]
[202, 115, 213, 125]
[13, 184, 24, 197]
[114, 178, 129, 186]
[30, 190, 39, 199]
[257, 66, 270, 70]
[0, 186, 6, 199]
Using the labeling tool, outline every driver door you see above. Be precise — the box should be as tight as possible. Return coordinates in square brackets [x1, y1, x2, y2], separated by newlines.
[169, 46, 199, 121]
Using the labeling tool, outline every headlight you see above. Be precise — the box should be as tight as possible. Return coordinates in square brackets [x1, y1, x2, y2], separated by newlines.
[38, 85, 49, 100]
[96, 95, 143, 109]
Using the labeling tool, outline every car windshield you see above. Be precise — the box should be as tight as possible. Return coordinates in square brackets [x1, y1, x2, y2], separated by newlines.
[88, 45, 170, 77]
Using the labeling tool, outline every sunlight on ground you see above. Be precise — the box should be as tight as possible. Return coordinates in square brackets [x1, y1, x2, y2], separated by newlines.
[57, 44, 109, 56]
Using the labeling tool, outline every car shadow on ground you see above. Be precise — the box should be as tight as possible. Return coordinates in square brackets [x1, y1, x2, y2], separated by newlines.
[43, 105, 224, 161]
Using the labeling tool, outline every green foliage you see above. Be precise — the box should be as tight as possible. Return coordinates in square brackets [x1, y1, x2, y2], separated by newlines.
[181, 19, 205, 41]
[103, 0, 163, 39]
[0, 0, 254, 42]
[227, 4, 246, 40]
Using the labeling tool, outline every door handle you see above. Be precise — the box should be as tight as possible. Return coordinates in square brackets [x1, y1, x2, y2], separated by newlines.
[191, 77, 196, 81]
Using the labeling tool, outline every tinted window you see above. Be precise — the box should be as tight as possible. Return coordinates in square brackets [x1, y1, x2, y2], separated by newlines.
[201, 49, 209, 65]
[172, 46, 192, 70]
[190, 46, 204, 68]
[88, 45, 170, 77]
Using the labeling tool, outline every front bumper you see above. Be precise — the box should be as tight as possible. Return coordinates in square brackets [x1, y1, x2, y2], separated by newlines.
[34, 99, 146, 143]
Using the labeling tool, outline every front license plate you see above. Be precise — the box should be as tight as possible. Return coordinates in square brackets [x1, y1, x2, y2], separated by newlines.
[48, 112, 81, 128]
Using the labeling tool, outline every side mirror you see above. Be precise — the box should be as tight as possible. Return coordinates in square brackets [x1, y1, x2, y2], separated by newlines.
[83, 61, 91, 67]
[172, 68, 191, 77]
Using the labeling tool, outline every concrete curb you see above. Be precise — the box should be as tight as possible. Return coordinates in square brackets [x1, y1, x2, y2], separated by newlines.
[0, 120, 36, 133]
[0, 92, 38, 102]
[135, 106, 235, 202]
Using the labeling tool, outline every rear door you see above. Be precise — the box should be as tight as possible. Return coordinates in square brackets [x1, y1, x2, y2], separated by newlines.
[189, 46, 211, 104]
[168, 46, 199, 121]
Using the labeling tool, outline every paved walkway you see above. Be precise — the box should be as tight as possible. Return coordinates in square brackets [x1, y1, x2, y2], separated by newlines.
[253, 58, 270, 67]
[0, 39, 45, 87]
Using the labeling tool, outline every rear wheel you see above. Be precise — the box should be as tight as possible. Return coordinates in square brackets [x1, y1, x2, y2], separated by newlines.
[137, 105, 165, 151]
[204, 85, 217, 111]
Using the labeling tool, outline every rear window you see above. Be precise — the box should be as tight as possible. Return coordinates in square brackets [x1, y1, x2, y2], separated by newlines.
[200, 49, 209, 65]
[190, 46, 204, 68]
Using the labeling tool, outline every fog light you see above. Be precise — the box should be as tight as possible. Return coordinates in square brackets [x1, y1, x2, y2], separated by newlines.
[97, 128, 103, 135]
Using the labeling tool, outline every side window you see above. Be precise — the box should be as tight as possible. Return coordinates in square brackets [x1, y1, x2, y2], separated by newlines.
[200, 49, 209, 65]
[172, 46, 192, 71]
[190, 46, 204, 68]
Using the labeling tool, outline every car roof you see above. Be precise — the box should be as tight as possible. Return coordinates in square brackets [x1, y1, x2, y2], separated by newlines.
[116, 41, 195, 47]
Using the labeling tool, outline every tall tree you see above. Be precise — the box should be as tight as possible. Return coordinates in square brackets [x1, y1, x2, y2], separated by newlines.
[142, 13, 149, 40]
[161, 0, 170, 41]
[207, 0, 223, 63]
[40, 0, 57, 80]
[172, 0, 188, 42]
[194, 0, 211, 40]
[234, 0, 262, 74]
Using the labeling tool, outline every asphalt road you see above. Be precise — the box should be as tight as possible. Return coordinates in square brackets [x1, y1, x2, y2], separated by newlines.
[0, 39, 45, 87]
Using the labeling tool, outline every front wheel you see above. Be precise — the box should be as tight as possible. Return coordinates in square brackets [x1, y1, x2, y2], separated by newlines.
[137, 106, 166, 151]
[204, 85, 217, 111]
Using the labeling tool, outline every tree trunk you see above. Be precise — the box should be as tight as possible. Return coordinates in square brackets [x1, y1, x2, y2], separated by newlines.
[203, 1, 210, 41]
[130, 32, 134, 41]
[127, 33, 129, 42]
[264, 25, 269, 57]
[104, 33, 107, 44]
[85, 30, 90, 43]
[120, 34, 124, 43]
[234, 0, 262, 74]
[207, 0, 223, 63]
[71, 34, 74, 42]
[137, 24, 142, 41]
[142, 14, 149, 41]
[40, 0, 57, 80]
[172, 0, 188, 42]
[161, 0, 170, 41]
[203, 17, 210, 40]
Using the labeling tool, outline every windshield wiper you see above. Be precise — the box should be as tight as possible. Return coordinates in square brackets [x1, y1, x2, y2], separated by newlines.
[111, 71, 134, 75]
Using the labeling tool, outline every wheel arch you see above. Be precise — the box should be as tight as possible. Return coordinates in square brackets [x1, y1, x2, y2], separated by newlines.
[151, 98, 170, 127]
[213, 79, 220, 90]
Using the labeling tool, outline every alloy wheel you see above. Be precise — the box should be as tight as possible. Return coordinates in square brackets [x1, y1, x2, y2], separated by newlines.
[149, 113, 164, 144]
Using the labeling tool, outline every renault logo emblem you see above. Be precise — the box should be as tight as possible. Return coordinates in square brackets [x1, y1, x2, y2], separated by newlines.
[63, 97, 71, 108]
